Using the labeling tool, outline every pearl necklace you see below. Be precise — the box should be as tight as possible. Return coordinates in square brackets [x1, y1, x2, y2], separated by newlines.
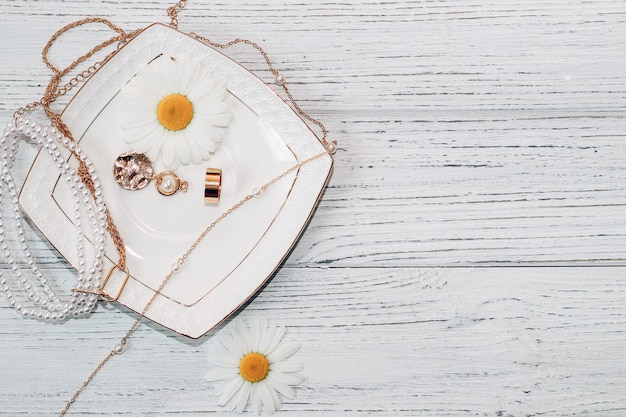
[0, 115, 107, 321]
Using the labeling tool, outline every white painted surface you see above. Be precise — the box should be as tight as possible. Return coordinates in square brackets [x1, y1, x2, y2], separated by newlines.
[0, 1, 625, 416]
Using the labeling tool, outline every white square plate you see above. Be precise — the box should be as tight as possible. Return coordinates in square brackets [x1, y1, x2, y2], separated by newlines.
[19, 23, 333, 338]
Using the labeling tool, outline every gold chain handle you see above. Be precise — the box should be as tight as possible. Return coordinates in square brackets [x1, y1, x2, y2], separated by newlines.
[17, 17, 139, 272]
[167, 0, 188, 28]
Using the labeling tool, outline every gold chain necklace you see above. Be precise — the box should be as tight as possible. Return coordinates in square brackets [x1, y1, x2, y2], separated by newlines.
[11, 1, 335, 415]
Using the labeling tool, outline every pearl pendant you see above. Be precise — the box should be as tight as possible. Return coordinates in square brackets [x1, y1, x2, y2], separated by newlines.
[171, 261, 182, 274]
[114, 343, 125, 355]
[155, 170, 188, 196]
[275, 73, 286, 86]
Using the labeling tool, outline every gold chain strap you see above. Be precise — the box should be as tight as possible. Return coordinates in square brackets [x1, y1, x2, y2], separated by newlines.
[167, 0, 188, 28]
[190, 33, 331, 147]
[16, 17, 139, 272]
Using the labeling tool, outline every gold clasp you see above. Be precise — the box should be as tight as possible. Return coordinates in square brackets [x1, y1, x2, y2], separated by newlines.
[72, 264, 130, 302]
[100, 264, 131, 302]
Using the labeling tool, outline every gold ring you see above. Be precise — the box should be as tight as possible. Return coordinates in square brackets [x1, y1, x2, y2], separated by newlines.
[205, 168, 222, 203]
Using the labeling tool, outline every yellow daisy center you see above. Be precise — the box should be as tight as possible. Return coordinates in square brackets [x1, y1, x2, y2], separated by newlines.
[239, 352, 270, 383]
[157, 94, 194, 131]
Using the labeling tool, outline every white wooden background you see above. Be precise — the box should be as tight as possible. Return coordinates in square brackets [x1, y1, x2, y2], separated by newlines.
[1, 1, 625, 416]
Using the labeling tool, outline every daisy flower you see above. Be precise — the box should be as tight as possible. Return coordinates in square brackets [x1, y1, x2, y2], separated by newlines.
[120, 54, 232, 170]
[206, 316, 304, 415]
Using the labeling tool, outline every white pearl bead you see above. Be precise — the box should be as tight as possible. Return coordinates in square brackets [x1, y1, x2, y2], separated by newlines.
[114, 343, 125, 354]
[275, 73, 286, 86]
[253, 187, 263, 198]
[161, 176, 176, 193]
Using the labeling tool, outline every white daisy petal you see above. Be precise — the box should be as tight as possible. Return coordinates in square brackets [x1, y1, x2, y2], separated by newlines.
[233, 381, 252, 413]
[201, 79, 228, 98]
[205, 125, 225, 145]
[185, 136, 205, 165]
[130, 126, 165, 155]
[251, 383, 263, 416]
[206, 366, 237, 382]
[161, 137, 178, 170]
[120, 113, 156, 133]
[259, 380, 281, 413]
[195, 98, 229, 115]
[258, 324, 277, 354]
[122, 84, 161, 105]
[197, 124, 227, 145]
[184, 123, 213, 157]
[218, 375, 244, 407]
[146, 143, 160, 162]
[216, 331, 242, 357]
[263, 325, 287, 355]
[155, 57, 180, 94]
[250, 316, 267, 352]
[270, 360, 304, 373]
[187, 79, 226, 103]
[206, 341, 228, 357]
[266, 373, 297, 399]
[267, 369, 301, 387]
[179, 57, 204, 95]
[207, 351, 240, 368]
[232, 320, 251, 355]
[267, 339, 301, 363]
[205, 110, 233, 128]
[174, 131, 192, 164]
[194, 94, 229, 114]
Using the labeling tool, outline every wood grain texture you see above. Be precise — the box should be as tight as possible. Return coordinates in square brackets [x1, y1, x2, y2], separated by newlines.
[0, 1, 625, 416]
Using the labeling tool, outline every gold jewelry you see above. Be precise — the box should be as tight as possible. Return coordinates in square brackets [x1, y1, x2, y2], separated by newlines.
[204, 167, 222, 203]
[113, 151, 154, 191]
[155, 171, 188, 196]
[113, 151, 188, 196]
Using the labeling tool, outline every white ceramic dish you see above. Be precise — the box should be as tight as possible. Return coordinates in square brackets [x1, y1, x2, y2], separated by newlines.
[19, 23, 333, 338]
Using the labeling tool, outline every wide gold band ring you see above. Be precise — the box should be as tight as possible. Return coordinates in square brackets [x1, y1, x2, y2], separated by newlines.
[205, 168, 222, 203]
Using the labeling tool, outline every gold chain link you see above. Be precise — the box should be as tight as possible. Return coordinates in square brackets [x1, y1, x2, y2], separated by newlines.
[16, 17, 139, 272]
[167, 0, 188, 28]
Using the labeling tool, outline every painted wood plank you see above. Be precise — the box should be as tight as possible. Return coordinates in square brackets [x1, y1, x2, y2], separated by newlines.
[1, 267, 625, 416]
